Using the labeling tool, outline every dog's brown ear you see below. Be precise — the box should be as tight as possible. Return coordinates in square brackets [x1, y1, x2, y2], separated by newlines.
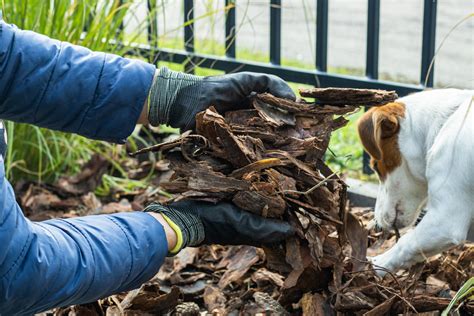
[373, 110, 400, 139]
[357, 109, 382, 160]
[357, 103, 403, 160]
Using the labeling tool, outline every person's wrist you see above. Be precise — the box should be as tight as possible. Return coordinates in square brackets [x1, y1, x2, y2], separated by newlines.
[148, 212, 178, 252]
[144, 202, 205, 255]
[147, 67, 203, 128]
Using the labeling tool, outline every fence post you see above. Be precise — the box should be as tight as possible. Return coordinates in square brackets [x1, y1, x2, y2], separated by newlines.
[363, 0, 380, 175]
[316, 0, 328, 72]
[184, 0, 195, 73]
[366, 0, 379, 80]
[421, 0, 437, 87]
[225, 0, 236, 59]
[270, 0, 281, 65]
[147, 0, 158, 63]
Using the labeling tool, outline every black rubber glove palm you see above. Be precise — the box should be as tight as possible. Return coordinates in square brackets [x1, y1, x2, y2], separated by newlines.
[147, 67, 296, 130]
[145, 200, 294, 255]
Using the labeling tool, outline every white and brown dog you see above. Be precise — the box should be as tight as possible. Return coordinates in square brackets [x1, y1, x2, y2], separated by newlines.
[357, 88, 474, 275]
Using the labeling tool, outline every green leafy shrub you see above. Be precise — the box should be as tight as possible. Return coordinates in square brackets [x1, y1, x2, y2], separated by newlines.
[0, 0, 149, 182]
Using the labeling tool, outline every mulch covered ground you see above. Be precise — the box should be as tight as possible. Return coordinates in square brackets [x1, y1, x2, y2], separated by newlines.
[24, 88, 472, 315]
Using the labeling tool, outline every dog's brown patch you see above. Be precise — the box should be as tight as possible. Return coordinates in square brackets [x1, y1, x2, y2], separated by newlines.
[357, 102, 405, 180]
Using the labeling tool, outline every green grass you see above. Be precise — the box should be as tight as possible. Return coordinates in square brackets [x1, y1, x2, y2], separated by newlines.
[326, 112, 363, 176]
[0, 0, 366, 186]
[442, 277, 474, 316]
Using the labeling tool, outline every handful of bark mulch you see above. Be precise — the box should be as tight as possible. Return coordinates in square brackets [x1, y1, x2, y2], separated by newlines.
[130, 88, 401, 307]
[140, 91, 362, 219]
[133, 89, 397, 222]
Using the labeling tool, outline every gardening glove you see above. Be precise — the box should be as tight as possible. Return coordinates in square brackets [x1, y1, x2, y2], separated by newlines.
[144, 200, 295, 255]
[147, 67, 296, 130]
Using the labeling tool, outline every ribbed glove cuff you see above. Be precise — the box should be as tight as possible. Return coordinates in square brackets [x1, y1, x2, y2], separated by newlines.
[144, 203, 205, 255]
[147, 67, 203, 127]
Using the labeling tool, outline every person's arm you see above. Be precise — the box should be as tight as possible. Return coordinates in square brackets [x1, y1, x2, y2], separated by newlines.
[0, 19, 154, 143]
[0, 20, 172, 314]
[0, 157, 174, 314]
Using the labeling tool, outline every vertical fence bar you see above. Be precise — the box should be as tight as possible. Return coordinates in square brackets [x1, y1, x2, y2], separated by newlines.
[116, 0, 125, 39]
[147, 0, 155, 44]
[363, 0, 380, 174]
[184, 0, 195, 73]
[316, 0, 328, 71]
[147, 0, 158, 62]
[225, 0, 236, 59]
[366, 0, 380, 80]
[270, 0, 281, 65]
[420, 0, 437, 87]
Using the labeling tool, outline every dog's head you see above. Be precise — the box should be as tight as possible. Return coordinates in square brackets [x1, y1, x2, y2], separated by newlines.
[357, 102, 427, 230]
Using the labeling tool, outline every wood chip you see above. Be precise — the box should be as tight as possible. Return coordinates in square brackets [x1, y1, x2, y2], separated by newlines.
[299, 87, 398, 106]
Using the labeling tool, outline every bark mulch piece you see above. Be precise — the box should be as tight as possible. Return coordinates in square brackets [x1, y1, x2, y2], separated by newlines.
[299, 87, 398, 106]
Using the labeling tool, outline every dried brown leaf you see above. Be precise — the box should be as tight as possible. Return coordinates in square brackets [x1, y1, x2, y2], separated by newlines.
[218, 246, 260, 288]
[203, 286, 226, 314]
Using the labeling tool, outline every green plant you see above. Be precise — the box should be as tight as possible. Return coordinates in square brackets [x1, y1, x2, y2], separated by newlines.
[442, 277, 474, 316]
[0, 0, 151, 182]
[326, 111, 364, 177]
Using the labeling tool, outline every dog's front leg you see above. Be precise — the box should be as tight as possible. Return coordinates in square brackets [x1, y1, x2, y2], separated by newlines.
[371, 197, 472, 275]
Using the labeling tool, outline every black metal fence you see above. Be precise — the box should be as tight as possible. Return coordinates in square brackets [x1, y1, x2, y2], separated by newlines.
[136, 0, 439, 173]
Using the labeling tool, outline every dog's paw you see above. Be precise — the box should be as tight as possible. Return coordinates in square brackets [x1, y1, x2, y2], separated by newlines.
[368, 253, 395, 277]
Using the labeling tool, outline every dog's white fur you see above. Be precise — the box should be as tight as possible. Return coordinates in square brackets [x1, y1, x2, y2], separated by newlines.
[367, 89, 474, 274]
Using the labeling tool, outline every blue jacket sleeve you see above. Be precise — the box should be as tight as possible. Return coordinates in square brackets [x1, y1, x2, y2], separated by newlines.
[0, 20, 168, 315]
[0, 156, 168, 315]
[0, 19, 155, 143]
